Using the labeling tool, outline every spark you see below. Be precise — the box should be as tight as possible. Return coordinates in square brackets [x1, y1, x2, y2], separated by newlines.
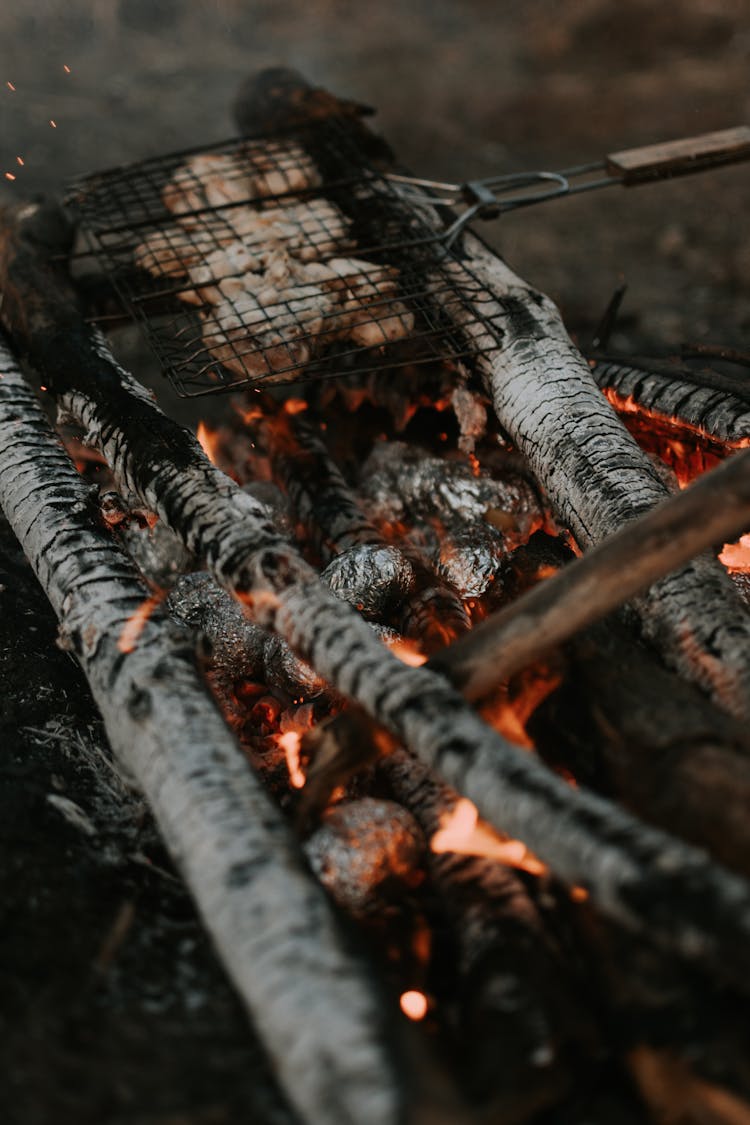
[277, 730, 305, 789]
[49, 119, 57, 128]
[400, 991, 428, 1021]
[16, 156, 23, 166]
[4, 172, 16, 182]
[6, 81, 15, 91]
[63, 64, 71, 74]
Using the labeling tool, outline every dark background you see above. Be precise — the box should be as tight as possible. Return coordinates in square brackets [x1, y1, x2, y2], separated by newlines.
[1, 3, 749, 1122]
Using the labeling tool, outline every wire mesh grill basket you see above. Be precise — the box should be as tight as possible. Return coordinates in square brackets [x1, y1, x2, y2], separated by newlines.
[66, 117, 500, 397]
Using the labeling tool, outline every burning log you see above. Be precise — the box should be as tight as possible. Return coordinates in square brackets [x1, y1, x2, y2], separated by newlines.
[530, 617, 750, 878]
[235, 69, 750, 717]
[427, 445, 750, 703]
[591, 355, 750, 447]
[8, 199, 750, 988]
[378, 748, 581, 1118]
[0, 345, 404, 1125]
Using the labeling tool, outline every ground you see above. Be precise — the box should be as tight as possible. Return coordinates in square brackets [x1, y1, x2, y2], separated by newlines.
[0, 2, 748, 1121]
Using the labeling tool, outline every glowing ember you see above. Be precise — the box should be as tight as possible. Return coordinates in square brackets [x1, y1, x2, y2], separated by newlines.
[277, 730, 306, 789]
[117, 594, 163, 654]
[720, 533, 750, 572]
[196, 421, 220, 465]
[602, 386, 750, 487]
[388, 638, 427, 667]
[431, 798, 547, 876]
[283, 398, 308, 415]
[16, 156, 23, 166]
[400, 990, 428, 1021]
[5, 173, 16, 182]
[63, 64, 71, 74]
[49, 119, 57, 128]
[6, 81, 15, 91]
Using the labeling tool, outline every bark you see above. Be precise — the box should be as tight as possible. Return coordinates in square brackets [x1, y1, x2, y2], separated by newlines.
[429, 247, 750, 717]
[591, 356, 750, 445]
[0, 345, 404, 1125]
[427, 445, 750, 702]
[530, 618, 750, 876]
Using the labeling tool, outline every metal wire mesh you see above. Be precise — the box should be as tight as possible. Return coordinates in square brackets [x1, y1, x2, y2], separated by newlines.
[66, 117, 502, 397]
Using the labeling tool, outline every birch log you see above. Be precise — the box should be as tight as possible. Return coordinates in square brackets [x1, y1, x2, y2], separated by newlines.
[7, 206, 750, 983]
[591, 356, 750, 446]
[432, 247, 750, 717]
[0, 345, 403, 1125]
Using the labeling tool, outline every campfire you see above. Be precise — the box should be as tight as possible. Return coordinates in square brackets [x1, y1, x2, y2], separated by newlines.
[3, 69, 750, 1125]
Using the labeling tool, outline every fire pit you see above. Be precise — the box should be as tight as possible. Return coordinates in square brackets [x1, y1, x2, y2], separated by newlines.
[3, 69, 750, 1125]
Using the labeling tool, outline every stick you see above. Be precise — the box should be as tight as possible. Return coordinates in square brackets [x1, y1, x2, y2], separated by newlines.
[427, 444, 750, 701]
[0, 344, 403, 1125]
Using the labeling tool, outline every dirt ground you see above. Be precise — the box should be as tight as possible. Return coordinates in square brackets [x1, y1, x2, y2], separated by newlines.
[1, 2, 749, 1122]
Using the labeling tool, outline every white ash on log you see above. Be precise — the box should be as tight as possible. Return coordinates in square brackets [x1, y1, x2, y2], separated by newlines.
[591, 355, 750, 446]
[8, 205, 750, 986]
[430, 247, 750, 717]
[0, 345, 404, 1125]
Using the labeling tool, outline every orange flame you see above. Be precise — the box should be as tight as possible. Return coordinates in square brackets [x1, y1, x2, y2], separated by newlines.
[430, 798, 547, 876]
[400, 990, 428, 1021]
[719, 533, 750, 572]
[602, 386, 750, 488]
[117, 594, 163, 654]
[388, 638, 428, 667]
[277, 730, 306, 789]
[283, 398, 308, 415]
[196, 421, 220, 466]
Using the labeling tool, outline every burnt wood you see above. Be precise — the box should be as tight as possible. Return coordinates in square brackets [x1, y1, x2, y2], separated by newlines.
[0, 346, 404, 1125]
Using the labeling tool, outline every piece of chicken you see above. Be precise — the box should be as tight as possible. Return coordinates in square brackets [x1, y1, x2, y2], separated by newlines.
[202, 254, 343, 382]
[161, 141, 321, 221]
[324, 257, 416, 346]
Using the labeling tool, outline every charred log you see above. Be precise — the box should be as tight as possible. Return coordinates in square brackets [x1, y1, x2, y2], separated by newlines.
[591, 355, 750, 446]
[0, 344, 404, 1125]
[428, 446, 750, 703]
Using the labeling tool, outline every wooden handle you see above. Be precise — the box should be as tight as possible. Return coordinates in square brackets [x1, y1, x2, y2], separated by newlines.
[606, 126, 750, 184]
